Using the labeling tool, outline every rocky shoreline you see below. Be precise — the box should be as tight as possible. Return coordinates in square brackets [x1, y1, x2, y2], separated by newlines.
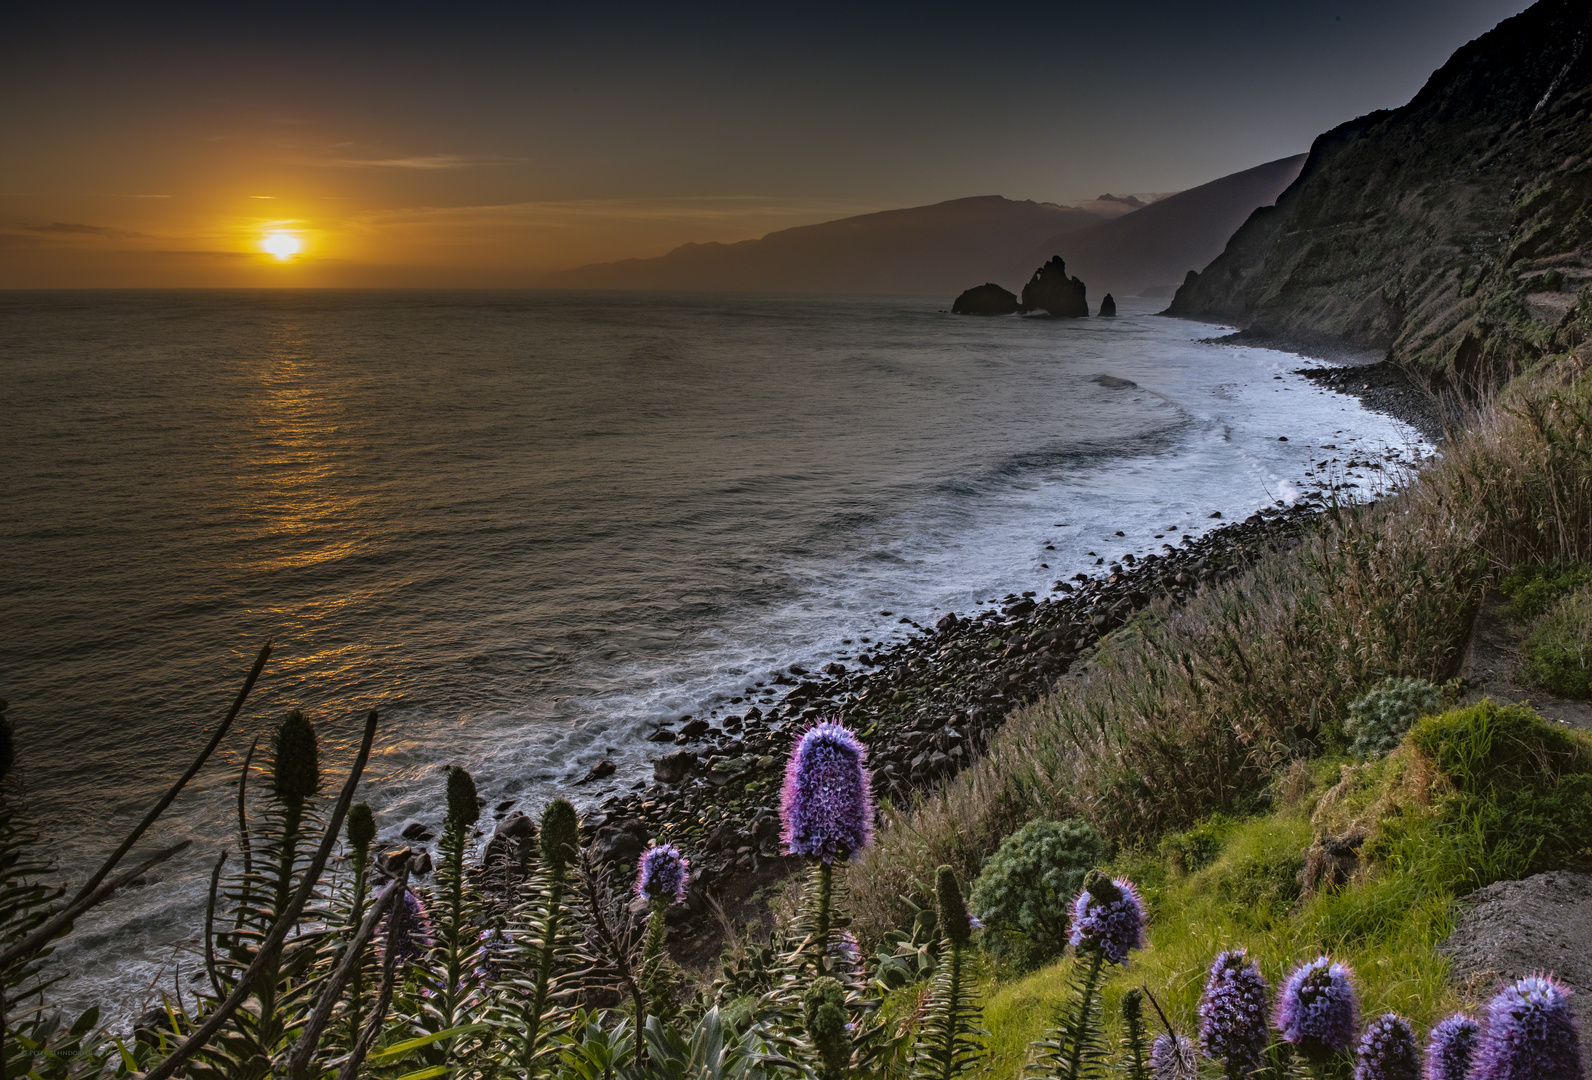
[1191, 326, 1446, 443]
[409, 341, 1447, 966]
[455, 496, 1352, 965]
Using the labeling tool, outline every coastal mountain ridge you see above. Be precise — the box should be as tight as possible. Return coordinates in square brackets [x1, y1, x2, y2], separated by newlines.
[543, 195, 1121, 295]
[1030, 154, 1306, 298]
[1169, 0, 1592, 386]
[544, 157, 1302, 297]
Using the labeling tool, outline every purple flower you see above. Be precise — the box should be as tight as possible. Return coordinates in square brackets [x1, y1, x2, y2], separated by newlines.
[377, 886, 434, 965]
[1473, 973, 1584, 1080]
[471, 927, 513, 986]
[1277, 956, 1358, 1055]
[780, 721, 874, 862]
[635, 843, 689, 905]
[1068, 872, 1145, 966]
[1355, 1014, 1420, 1080]
[1424, 1014, 1480, 1080]
[1199, 948, 1272, 1073]
[1151, 1032, 1198, 1080]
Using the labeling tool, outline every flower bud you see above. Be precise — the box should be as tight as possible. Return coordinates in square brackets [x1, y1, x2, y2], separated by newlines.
[346, 802, 376, 851]
[272, 710, 320, 804]
[446, 765, 480, 831]
[540, 798, 579, 875]
[936, 865, 973, 948]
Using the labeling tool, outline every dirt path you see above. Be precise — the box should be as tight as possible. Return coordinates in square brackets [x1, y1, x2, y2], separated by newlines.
[1458, 589, 1592, 731]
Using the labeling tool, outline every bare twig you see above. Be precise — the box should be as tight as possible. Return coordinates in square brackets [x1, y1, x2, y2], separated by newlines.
[337, 867, 409, 1080]
[141, 709, 379, 1080]
[72, 641, 271, 910]
[237, 737, 259, 885]
[203, 851, 228, 1000]
[284, 872, 403, 1079]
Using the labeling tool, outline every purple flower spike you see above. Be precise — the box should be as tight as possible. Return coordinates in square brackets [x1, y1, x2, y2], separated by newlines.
[378, 885, 434, 965]
[1424, 1014, 1480, 1080]
[1355, 1014, 1420, 1080]
[780, 721, 874, 862]
[1277, 955, 1359, 1055]
[1473, 973, 1583, 1080]
[1067, 872, 1145, 966]
[1199, 948, 1272, 1073]
[635, 843, 689, 905]
[1151, 1032, 1199, 1080]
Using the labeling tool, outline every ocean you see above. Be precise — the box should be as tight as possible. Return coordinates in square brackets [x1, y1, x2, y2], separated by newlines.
[0, 289, 1426, 1018]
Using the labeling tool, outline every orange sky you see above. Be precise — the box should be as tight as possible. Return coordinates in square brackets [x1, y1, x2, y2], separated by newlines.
[0, 0, 1536, 288]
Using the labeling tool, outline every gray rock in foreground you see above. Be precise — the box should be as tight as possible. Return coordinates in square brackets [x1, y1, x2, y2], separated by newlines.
[1437, 870, 1592, 1066]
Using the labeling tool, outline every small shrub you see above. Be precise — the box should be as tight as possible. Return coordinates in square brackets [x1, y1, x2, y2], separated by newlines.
[1518, 584, 1592, 698]
[1345, 677, 1442, 759]
[968, 818, 1103, 968]
[1498, 563, 1592, 620]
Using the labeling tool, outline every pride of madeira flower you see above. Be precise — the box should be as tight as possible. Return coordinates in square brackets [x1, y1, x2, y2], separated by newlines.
[1473, 973, 1584, 1080]
[1198, 948, 1271, 1078]
[1353, 1014, 1420, 1080]
[1151, 1032, 1198, 1080]
[635, 843, 689, 905]
[780, 720, 873, 862]
[378, 885, 434, 965]
[1068, 871, 1145, 966]
[1422, 1014, 1481, 1080]
[1277, 955, 1359, 1057]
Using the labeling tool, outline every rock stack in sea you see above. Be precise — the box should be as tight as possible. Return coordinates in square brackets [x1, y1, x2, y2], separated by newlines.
[951, 283, 1020, 315]
[951, 257, 1091, 317]
[1099, 293, 1116, 317]
[1019, 256, 1089, 317]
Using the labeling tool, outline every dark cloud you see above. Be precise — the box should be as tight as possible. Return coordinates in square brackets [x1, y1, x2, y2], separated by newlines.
[23, 222, 144, 239]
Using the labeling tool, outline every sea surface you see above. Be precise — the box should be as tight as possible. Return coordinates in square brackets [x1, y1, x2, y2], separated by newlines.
[0, 289, 1427, 1020]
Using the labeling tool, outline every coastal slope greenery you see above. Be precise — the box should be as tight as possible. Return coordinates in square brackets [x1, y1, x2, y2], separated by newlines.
[1169, 0, 1592, 388]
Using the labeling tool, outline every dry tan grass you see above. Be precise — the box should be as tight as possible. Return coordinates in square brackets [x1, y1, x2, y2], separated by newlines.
[845, 368, 1592, 945]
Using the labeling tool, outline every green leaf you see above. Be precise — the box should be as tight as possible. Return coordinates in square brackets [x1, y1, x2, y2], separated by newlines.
[366, 1023, 489, 1062]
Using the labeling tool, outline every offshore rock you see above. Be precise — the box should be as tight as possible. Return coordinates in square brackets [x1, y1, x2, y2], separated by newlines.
[951, 282, 1020, 315]
[1019, 256, 1089, 317]
[1099, 293, 1116, 317]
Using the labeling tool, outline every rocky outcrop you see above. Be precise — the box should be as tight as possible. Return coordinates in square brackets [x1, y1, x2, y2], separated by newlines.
[952, 282, 1020, 315]
[1168, 0, 1592, 388]
[1019, 256, 1089, 317]
[1098, 293, 1116, 317]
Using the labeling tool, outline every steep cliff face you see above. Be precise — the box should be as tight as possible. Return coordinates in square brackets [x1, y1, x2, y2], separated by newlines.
[1169, 0, 1592, 386]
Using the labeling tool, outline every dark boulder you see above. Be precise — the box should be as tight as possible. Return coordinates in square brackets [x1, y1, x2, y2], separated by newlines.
[654, 750, 697, 784]
[577, 759, 616, 784]
[1098, 293, 1116, 317]
[951, 282, 1020, 315]
[1019, 256, 1088, 317]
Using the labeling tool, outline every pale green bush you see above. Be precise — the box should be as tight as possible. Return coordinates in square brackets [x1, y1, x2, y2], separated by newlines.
[1345, 677, 1442, 759]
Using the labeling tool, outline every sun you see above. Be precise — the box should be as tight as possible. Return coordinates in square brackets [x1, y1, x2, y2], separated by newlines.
[262, 232, 302, 259]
